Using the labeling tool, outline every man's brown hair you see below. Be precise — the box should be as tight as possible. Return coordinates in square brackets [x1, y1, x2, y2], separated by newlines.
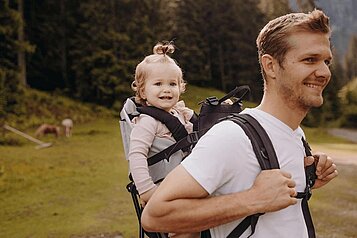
[256, 9, 331, 80]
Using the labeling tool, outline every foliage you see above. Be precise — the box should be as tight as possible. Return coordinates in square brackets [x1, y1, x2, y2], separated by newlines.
[174, 0, 265, 100]
[0, 0, 23, 120]
[25, 0, 174, 108]
[2, 0, 355, 128]
[258, 0, 291, 19]
[338, 77, 357, 128]
[3, 88, 113, 132]
[339, 77, 357, 104]
[25, 0, 78, 91]
[296, 0, 316, 12]
[345, 35, 357, 81]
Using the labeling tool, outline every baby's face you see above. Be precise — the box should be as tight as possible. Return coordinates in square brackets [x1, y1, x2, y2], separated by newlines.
[141, 63, 181, 112]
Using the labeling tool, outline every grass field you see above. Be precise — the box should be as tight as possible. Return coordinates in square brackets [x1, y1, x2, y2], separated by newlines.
[1, 85, 356, 237]
[1, 117, 356, 238]
[0, 119, 136, 238]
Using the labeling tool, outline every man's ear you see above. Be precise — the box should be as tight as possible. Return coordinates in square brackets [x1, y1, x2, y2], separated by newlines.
[261, 54, 277, 79]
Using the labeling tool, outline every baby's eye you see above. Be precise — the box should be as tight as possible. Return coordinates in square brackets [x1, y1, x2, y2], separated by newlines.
[154, 82, 162, 86]
[170, 82, 177, 86]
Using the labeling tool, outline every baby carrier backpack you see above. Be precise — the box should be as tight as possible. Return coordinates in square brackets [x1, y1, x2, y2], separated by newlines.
[119, 85, 317, 238]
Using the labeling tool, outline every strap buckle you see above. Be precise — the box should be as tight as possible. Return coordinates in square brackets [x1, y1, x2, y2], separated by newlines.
[187, 131, 200, 144]
[296, 185, 312, 200]
[205, 96, 219, 105]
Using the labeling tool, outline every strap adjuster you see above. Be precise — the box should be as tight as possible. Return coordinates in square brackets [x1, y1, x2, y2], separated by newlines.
[187, 131, 200, 144]
[296, 185, 312, 200]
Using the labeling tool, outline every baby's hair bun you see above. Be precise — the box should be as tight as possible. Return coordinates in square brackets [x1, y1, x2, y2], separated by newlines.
[153, 41, 175, 55]
[131, 81, 137, 91]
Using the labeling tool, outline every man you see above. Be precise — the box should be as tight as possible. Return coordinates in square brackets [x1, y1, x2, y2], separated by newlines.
[141, 10, 338, 237]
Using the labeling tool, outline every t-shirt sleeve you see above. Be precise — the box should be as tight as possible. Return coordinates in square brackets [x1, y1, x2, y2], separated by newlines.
[181, 120, 252, 194]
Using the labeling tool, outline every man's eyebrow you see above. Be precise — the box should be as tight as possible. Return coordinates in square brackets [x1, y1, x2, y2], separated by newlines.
[301, 53, 333, 60]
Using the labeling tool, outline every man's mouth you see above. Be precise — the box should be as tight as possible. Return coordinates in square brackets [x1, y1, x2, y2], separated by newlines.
[304, 82, 324, 90]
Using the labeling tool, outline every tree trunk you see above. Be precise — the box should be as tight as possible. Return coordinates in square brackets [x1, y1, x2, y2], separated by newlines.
[60, 0, 69, 89]
[17, 0, 27, 86]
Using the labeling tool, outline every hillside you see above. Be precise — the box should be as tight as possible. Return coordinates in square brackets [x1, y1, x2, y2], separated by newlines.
[3, 88, 113, 130]
[1, 88, 114, 145]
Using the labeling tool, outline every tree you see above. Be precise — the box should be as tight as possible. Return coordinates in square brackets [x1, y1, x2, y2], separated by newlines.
[296, 0, 316, 12]
[345, 35, 357, 81]
[174, 0, 265, 100]
[70, 0, 174, 107]
[25, 0, 78, 91]
[259, 0, 291, 20]
[17, 0, 26, 86]
[0, 0, 25, 118]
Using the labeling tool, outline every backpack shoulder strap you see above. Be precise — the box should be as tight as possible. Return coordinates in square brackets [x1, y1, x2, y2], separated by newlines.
[224, 115, 317, 238]
[229, 113, 279, 170]
[299, 137, 317, 238]
[224, 113, 279, 238]
[137, 106, 188, 142]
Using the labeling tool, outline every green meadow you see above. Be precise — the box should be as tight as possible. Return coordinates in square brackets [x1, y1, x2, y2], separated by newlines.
[1, 86, 356, 238]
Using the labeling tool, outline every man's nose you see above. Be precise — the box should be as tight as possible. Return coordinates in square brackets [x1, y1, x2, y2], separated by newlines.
[315, 62, 331, 79]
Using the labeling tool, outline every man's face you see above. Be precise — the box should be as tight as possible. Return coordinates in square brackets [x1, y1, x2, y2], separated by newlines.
[275, 31, 332, 110]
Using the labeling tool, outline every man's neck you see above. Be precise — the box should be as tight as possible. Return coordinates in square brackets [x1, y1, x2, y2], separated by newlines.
[257, 94, 308, 130]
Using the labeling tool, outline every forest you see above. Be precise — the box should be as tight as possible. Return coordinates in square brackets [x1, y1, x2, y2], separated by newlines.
[1, 0, 357, 128]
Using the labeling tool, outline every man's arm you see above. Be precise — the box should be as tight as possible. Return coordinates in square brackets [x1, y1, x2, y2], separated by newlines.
[141, 165, 297, 233]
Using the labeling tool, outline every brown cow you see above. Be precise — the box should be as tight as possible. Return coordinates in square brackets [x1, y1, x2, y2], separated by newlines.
[35, 124, 61, 138]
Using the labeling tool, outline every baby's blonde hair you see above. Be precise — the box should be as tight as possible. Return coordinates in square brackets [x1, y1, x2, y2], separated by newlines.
[132, 42, 186, 105]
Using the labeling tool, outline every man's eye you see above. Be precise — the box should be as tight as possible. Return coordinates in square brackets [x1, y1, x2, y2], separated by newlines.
[324, 60, 331, 66]
[304, 58, 315, 63]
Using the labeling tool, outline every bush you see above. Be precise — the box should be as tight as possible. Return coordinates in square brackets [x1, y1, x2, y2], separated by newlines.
[340, 105, 357, 128]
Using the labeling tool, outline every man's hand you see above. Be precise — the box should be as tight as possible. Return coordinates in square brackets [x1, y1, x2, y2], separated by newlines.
[249, 169, 297, 213]
[304, 152, 338, 189]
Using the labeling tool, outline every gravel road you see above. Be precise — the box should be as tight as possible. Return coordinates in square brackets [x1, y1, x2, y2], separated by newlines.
[311, 128, 357, 165]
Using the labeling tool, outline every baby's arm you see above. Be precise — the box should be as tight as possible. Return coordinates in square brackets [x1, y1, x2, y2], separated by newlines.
[128, 115, 159, 202]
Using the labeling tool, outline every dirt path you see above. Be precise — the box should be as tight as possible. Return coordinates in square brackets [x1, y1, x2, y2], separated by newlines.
[312, 128, 356, 165]
[312, 143, 357, 165]
[314, 128, 357, 166]
[328, 128, 357, 143]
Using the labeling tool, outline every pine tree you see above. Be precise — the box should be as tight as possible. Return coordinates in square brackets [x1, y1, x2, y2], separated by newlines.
[296, 0, 315, 12]
[0, 0, 24, 118]
[259, 0, 291, 20]
[25, 0, 77, 91]
[174, 0, 265, 100]
[345, 35, 357, 81]
[70, 0, 174, 107]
